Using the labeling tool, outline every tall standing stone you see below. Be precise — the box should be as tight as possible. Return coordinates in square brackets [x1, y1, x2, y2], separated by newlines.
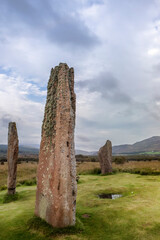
[35, 63, 77, 228]
[7, 122, 19, 195]
[98, 140, 112, 174]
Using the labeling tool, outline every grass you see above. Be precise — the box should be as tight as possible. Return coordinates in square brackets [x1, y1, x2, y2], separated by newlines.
[1, 160, 160, 190]
[1, 161, 160, 191]
[112, 160, 160, 175]
[140, 152, 160, 155]
[1, 173, 160, 239]
[77, 161, 160, 176]
[28, 215, 84, 236]
[0, 162, 37, 190]
[2, 192, 19, 203]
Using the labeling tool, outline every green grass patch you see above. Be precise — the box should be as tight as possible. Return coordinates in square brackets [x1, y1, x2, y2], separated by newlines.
[28, 215, 84, 237]
[0, 178, 36, 192]
[2, 192, 19, 203]
[0, 185, 7, 191]
[1, 174, 160, 239]
[17, 178, 37, 186]
[140, 152, 160, 155]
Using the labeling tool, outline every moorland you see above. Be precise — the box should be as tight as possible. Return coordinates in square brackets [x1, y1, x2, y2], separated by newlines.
[1, 160, 160, 239]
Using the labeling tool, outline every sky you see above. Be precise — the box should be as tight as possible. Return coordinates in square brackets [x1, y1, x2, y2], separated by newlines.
[1, 0, 160, 151]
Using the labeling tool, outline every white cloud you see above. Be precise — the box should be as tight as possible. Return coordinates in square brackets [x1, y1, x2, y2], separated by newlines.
[0, 73, 45, 144]
[1, 0, 160, 150]
[148, 48, 160, 56]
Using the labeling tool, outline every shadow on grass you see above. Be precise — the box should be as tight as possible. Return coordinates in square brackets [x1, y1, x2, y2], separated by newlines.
[28, 215, 84, 237]
[79, 168, 119, 176]
[0, 188, 35, 204]
[2, 192, 19, 203]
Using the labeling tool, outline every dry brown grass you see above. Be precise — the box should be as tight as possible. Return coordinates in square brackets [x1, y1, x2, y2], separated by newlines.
[77, 162, 100, 174]
[77, 160, 160, 175]
[0, 162, 37, 188]
[0, 162, 99, 188]
[1, 160, 160, 188]
[112, 160, 160, 171]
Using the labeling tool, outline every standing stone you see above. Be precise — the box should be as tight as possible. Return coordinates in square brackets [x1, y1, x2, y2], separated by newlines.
[98, 140, 112, 174]
[35, 63, 77, 228]
[7, 122, 19, 195]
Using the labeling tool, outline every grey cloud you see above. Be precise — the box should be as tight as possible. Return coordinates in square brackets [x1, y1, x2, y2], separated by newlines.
[0, 114, 13, 127]
[89, 0, 104, 4]
[77, 135, 91, 143]
[0, 113, 21, 128]
[48, 19, 99, 47]
[78, 117, 98, 128]
[153, 63, 160, 74]
[76, 71, 132, 104]
[0, 0, 99, 48]
[78, 115, 146, 131]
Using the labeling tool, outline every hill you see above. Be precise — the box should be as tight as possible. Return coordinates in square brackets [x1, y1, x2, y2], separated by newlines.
[1, 136, 160, 157]
[76, 136, 160, 155]
[0, 145, 39, 157]
[75, 149, 97, 156]
[113, 136, 160, 154]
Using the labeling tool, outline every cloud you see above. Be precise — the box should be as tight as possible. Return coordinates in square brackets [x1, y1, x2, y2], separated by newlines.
[0, 73, 45, 144]
[1, 0, 160, 151]
[0, 114, 15, 128]
[76, 71, 132, 104]
[0, 0, 99, 48]
[76, 135, 91, 143]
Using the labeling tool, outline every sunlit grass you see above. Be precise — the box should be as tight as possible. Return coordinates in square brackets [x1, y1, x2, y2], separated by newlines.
[1, 173, 160, 239]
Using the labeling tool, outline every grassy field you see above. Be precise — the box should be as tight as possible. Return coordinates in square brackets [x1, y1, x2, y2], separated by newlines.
[0, 162, 37, 190]
[1, 161, 160, 239]
[77, 160, 160, 175]
[2, 160, 160, 189]
[1, 173, 160, 239]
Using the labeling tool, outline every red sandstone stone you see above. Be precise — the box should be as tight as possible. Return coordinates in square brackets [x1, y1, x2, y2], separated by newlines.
[35, 63, 77, 227]
[98, 140, 112, 174]
[7, 122, 19, 195]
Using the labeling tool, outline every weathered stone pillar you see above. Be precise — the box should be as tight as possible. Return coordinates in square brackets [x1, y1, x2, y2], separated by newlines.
[35, 63, 77, 228]
[98, 140, 112, 174]
[7, 122, 19, 195]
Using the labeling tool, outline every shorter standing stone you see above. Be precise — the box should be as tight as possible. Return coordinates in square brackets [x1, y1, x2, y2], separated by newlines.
[98, 140, 112, 174]
[7, 122, 19, 195]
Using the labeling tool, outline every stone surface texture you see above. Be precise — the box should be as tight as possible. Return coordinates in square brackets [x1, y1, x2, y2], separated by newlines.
[7, 122, 19, 194]
[35, 63, 77, 228]
[98, 140, 112, 174]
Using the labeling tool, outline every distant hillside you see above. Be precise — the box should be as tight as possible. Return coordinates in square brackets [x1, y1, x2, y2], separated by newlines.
[0, 145, 39, 156]
[1, 136, 160, 157]
[113, 136, 160, 154]
[0, 145, 97, 157]
[75, 149, 97, 156]
[76, 136, 160, 155]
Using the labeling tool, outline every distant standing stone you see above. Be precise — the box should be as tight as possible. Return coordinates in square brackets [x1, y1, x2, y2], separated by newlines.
[98, 140, 112, 174]
[35, 63, 77, 228]
[7, 122, 19, 194]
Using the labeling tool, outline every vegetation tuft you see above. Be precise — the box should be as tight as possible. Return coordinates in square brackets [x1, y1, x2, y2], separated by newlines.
[79, 167, 101, 175]
[28, 215, 84, 237]
[0, 185, 7, 191]
[2, 192, 19, 203]
[17, 178, 37, 186]
[113, 156, 128, 164]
